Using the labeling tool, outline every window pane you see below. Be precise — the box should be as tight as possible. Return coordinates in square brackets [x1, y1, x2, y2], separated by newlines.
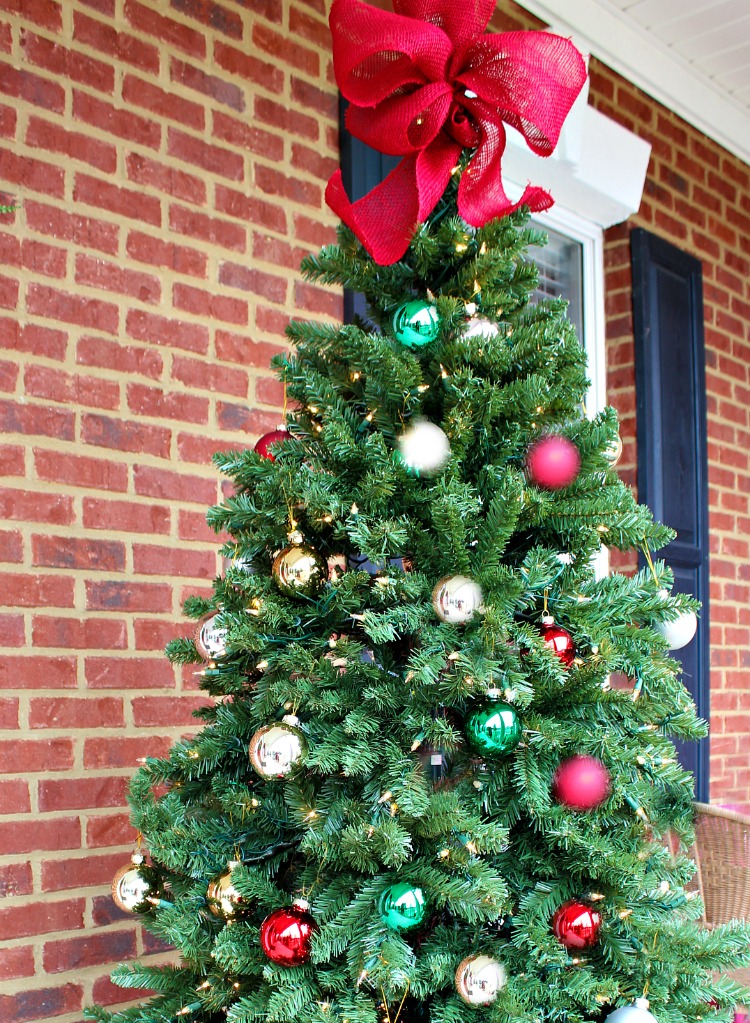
[532, 226, 584, 341]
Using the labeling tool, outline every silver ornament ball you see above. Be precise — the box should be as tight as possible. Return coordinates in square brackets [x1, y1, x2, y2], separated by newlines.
[655, 589, 697, 650]
[432, 575, 483, 624]
[455, 954, 507, 1006]
[604, 999, 658, 1023]
[398, 420, 451, 475]
[195, 612, 228, 661]
[249, 715, 307, 779]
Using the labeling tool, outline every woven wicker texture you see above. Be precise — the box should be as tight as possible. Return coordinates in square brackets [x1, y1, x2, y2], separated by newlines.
[693, 802, 750, 925]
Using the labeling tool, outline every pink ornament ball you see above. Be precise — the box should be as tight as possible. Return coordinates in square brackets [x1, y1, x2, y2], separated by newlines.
[552, 754, 611, 811]
[527, 435, 581, 490]
[254, 429, 290, 461]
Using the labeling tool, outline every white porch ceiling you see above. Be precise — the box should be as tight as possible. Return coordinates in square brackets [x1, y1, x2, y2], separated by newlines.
[513, 0, 750, 166]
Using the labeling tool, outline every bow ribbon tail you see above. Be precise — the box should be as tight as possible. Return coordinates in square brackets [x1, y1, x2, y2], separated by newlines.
[326, 136, 460, 265]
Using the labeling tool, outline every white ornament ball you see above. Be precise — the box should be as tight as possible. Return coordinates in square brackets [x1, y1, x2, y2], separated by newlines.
[455, 953, 507, 1006]
[398, 420, 451, 476]
[655, 589, 698, 650]
[604, 999, 658, 1023]
[463, 316, 500, 341]
[432, 575, 483, 624]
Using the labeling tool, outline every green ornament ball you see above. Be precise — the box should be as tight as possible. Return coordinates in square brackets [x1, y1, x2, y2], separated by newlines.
[392, 300, 440, 348]
[378, 882, 428, 931]
[465, 700, 522, 757]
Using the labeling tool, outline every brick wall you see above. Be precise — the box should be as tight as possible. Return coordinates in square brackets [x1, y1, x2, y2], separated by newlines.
[0, 0, 748, 1020]
[0, 0, 340, 1020]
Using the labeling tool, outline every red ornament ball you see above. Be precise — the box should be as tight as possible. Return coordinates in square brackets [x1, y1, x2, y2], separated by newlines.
[551, 899, 602, 949]
[527, 435, 581, 489]
[254, 429, 290, 461]
[552, 755, 611, 810]
[539, 620, 576, 667]
[260, 900, 317, 966]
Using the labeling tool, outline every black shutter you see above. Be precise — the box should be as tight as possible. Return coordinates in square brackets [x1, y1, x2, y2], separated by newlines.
[631, 227, 710, 801]
[339, 97, 399, 324]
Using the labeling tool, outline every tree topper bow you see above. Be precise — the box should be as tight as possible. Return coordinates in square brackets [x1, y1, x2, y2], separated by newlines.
[325, 0, 588, 265]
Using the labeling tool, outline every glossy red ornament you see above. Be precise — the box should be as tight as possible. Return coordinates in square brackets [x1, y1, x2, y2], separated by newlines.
[259, 899, 317, 966]
[539, 620, 576, 667]
[254, 429, 290, 461]
[552, 755, 611, 810]
[527, 435, 581, 489]
[551, 900, 601, 949]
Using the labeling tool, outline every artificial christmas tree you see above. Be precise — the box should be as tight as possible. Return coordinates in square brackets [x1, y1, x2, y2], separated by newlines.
[87, 2, 750, 1023]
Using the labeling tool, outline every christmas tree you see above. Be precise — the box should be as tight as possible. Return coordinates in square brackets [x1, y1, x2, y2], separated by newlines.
[88, 2, 750, 1023]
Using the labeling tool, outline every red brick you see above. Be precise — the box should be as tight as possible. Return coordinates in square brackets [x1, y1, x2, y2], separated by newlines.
[85, 655, 175, 691]
[0, 270, 19, 308]
[0, 779, 30, 813]
[0, 945, 34, 982]
[177, 507, 222, 541]
[168, 127, 244, 180]
[0, 64, 65, 115]
[212, 110, 284, 160]
[215, 184, 287, 231]
[134, 465, 218, 504]
[0, 738, 74, 774]
[215, 328, 284, 367]
[82, 412, 172, 457]
[134, 617, 181, 650]
[0, 983, 83, 1023]
[0, 0, 62, 27]
[170, 0, 243, 38]
[41, 853, 127, 894]
[289, 4, 329, 47]
[255, 305, 295, 340]
[133, 543, 216, 579]
[256, 163, 321, 206]
[0, 654, 76, 690]
[0, 862, 32, 897]
[21, 238, 67, 278]
[217, 403, 279, 435]
[0, 527, 22, 562]
[0, 486, 72, 525]
[291, 76, 337, 119]
[0, 573, 74, 609]
[35, 448, 128, 491]
[86, 812, 133, 848]
[45, 929, 137, 974]
[133, 693, 208, 726]
[126, 308, 209, 354]
[256, 375, 284, 406]
[76, 335, 163, 378]
[295, 280, 342, 317]
[30, 696, 124, 730]
[175, 432, 224, 467]
[24, 364, 120, 409]
[170, 57, 244, 111]
[22, 32, 114, 94]
[253, 23, 319, 76]
[38, 775, 128, 812]
[25, 115, 115, 173]
[255, 96, 319, 143]
[32, 535, 125, 574]
[172, 353, 249, 396]
[0, 897, 84, 940]
[126, 151, 206, 205]
[0, 444, 24, 475]
[75, 253, 161, 304]
[126, 228, 207, 276]
[93, 973, 155, 1007]
[122, 72, 205, 129]
[214, 39, 283, 90]
[27, 282, 119, 334]
[74, 171, 162, 227]
[0, 360, 17, 393]
[0, 695, 20, 725]
[84, 734, 174, 768]
[74, 8, 159, 69]
[125, 0, 206, 57]
[172, 282, 248, 326]
[169, 203, 246, 251]
[82, 496, 171, 535]
[253, 231, 310, 270]
[32, 615, 127, 650]
[0, 147, 64, 197]
[127, 382, 210, 424]
[291, 141, 338, 181]
[85, 580, 173, 613]
[218, 261, 287, 302]
[0, 101, 15, 137]
[24, 199, 119, 255]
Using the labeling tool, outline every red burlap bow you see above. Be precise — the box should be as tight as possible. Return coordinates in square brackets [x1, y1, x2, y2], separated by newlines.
[326, 0, 587, 265]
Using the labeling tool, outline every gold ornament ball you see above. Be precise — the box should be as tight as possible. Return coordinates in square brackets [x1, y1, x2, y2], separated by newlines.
[272, 544, 328, 599]
[605, 431, 623, 466]
[206, 863, 245, 919]
[454, 954, 507, 1006]
[431, 575, 483, 624]
[111, 855, 162, 914]
[249, 715, 307, 779]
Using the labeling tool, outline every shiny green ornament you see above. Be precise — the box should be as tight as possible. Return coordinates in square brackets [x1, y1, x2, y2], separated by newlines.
[378, 882, 427, 931]
[392, 300, 440, 348]
[466, 700, 522, 757]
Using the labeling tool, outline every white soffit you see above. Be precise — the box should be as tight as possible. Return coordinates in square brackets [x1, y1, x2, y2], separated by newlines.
[513, 0, 750, 167]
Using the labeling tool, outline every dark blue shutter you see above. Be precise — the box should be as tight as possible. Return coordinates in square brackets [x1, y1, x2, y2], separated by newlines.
[631, 227, 710, 801]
